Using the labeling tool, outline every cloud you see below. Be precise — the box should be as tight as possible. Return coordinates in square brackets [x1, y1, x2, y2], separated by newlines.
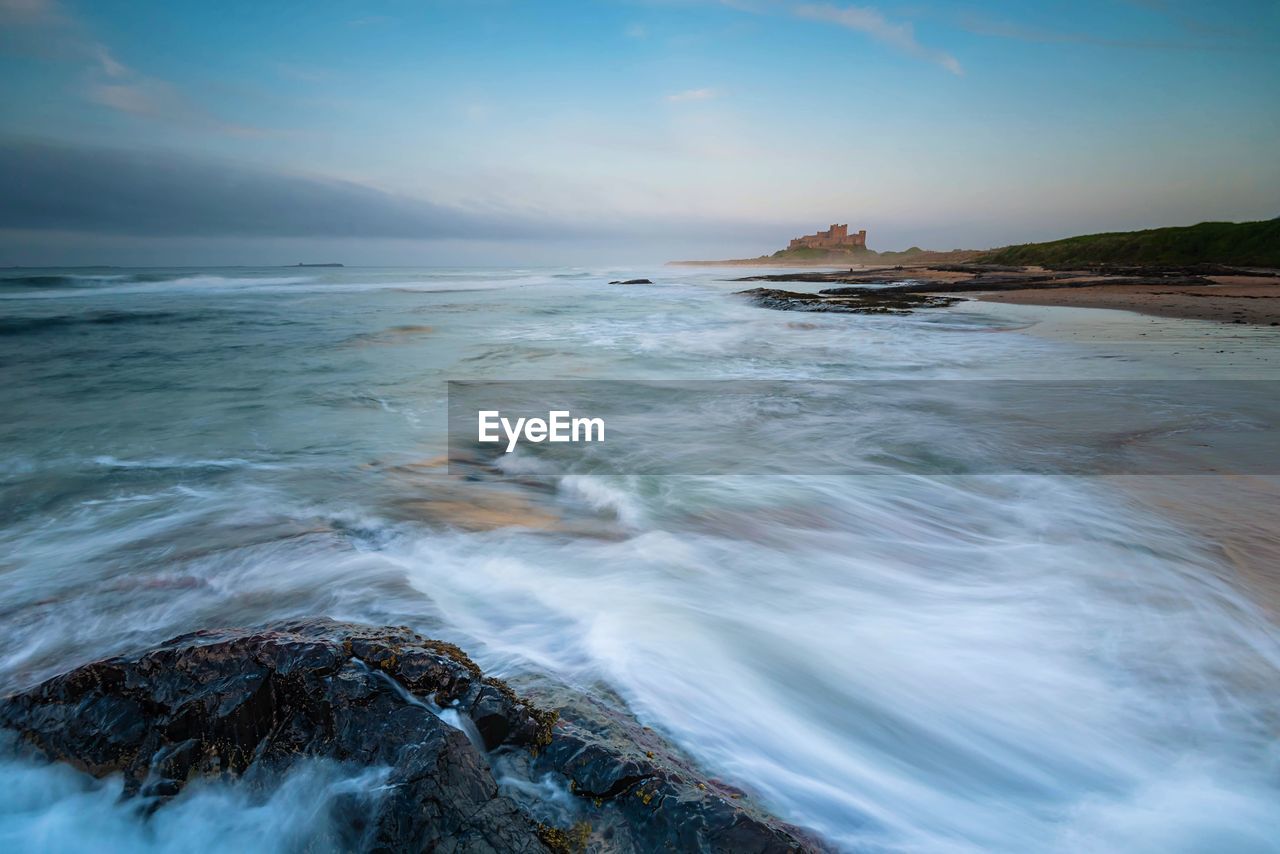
[1, 0, 269, 134]
[79, 46, 268, 133]
[84, 48, 184, 118]
[665, 87, 720, 103]
[794, 4, 963, 75]
[80, 50, 267, 134]
[0, 138, 588, 241]
[625, 23, 648, 39]
[0, 138, 806, 260]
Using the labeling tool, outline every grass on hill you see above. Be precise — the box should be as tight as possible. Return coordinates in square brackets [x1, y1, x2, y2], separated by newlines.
[766, 246, 981, 264]
[976, 219, 1280, 268]
[769, 246, 873, 261]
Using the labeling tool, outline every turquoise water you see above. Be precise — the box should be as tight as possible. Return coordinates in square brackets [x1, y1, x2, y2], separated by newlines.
[1, 266, 1278, 852]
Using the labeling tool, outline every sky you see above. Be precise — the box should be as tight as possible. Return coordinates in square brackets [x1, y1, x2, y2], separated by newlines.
[1, 0, 1277, 265]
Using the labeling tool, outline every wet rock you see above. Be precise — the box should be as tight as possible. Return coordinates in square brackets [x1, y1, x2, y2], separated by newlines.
[0, 619, 553, 852]
[514, 688, 832, 853]
[0, 619, 828, 853]
[608, 279, 653, 285]
[737, 287, 960, 315]
[732, 264, 1222, 294]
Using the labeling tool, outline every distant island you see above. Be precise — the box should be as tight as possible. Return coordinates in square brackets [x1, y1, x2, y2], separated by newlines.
[292, 262, 345, 267]
[669, 218, 1280, 268]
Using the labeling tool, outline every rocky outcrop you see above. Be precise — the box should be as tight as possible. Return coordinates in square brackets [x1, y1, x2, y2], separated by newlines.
[737, 287, 960, 315]
[524, 690, 829, 853]
[0, 619, 825, 853]
[732, 264, 1221, 293]
[0, 619, 552, 852]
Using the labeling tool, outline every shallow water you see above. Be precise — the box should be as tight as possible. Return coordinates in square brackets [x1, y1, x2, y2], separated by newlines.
[1, 266, 1278, 852]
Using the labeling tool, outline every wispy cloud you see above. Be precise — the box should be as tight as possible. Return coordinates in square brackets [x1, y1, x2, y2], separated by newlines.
[92, 44, 127, 77]
[81, 47, 267, 135]
[85, 79, 173, 115]
[84, 46, 183, 117]
[625, 22, 648, 39]
[666, 87, 720, 103]
[1, 0, 270, 134]
[794, 4, 963, 75]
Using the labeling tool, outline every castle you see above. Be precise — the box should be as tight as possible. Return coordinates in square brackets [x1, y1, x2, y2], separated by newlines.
[788, 224, 867, 250]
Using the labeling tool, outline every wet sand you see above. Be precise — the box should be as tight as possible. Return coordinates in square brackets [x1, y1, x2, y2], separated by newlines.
[975, 276, 1280, 326]
[1125, 475, 1280, 620]
[973, 299, 1280, 617]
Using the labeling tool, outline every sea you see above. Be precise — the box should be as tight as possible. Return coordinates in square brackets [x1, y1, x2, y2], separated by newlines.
[1, 266, 1278, 853]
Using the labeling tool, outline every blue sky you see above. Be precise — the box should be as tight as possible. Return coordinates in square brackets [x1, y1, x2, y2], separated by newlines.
[1, 0, 1277, 264]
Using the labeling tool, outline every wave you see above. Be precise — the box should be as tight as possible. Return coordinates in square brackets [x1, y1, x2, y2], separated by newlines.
[89, 455, 284, 471]
[0, 311, 204, 336]
[0, 271, 569, 300]
[0, 274, 128, 288]
[392, 473, 1280, 852]
[0, 752, 392, 853]
[0, 272, 318, 300]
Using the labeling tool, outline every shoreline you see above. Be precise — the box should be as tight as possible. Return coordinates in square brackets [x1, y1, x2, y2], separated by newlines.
[971, 276, 1280, 325]
[976, 298, 1280, 618]
[730, 263, 1280, 326]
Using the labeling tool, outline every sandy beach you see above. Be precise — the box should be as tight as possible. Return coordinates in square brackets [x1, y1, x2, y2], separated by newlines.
[975, 275, 1280, 325]
[732, 264, 1280, 326]
[973, 298, 1280, 618]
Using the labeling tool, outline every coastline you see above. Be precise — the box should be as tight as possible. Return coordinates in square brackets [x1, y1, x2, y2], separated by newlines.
[1125, 475, 1280, 620]
[730, 263, 1280, 326]
[975, 298, 1280, 618]
[3, 265, 1279, 850]
[972, 276, 1280, 326]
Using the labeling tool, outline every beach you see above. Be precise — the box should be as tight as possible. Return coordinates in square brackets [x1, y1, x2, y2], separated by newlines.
[970, 298, 1280, 617]
[975, 275, 1280, 325]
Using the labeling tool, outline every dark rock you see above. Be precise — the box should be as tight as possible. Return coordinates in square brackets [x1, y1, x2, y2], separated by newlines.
[0, 619, 828, 853]
[732, 265, 1222, 294]
[514, 688, 832, 853]
[0, 619, 552, 852]
[733, 269, 906, 284]
[608, 279, 653, 285]
[737, 287, 960, 315]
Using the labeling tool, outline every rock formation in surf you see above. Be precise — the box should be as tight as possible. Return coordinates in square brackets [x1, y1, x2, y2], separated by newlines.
[0, 618, 823, 853]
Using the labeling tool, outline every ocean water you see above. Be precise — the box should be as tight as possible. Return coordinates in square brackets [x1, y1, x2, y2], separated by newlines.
[1, 266, 1278, 853]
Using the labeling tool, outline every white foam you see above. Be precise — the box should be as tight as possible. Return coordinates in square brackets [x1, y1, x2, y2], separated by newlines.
[0, 755, 392, 853]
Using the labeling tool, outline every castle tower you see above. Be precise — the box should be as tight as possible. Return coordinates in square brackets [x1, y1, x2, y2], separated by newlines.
[787, 223, 868, 251]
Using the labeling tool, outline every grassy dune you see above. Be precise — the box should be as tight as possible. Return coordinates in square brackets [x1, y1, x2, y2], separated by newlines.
[977, 219, 1280, 267]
